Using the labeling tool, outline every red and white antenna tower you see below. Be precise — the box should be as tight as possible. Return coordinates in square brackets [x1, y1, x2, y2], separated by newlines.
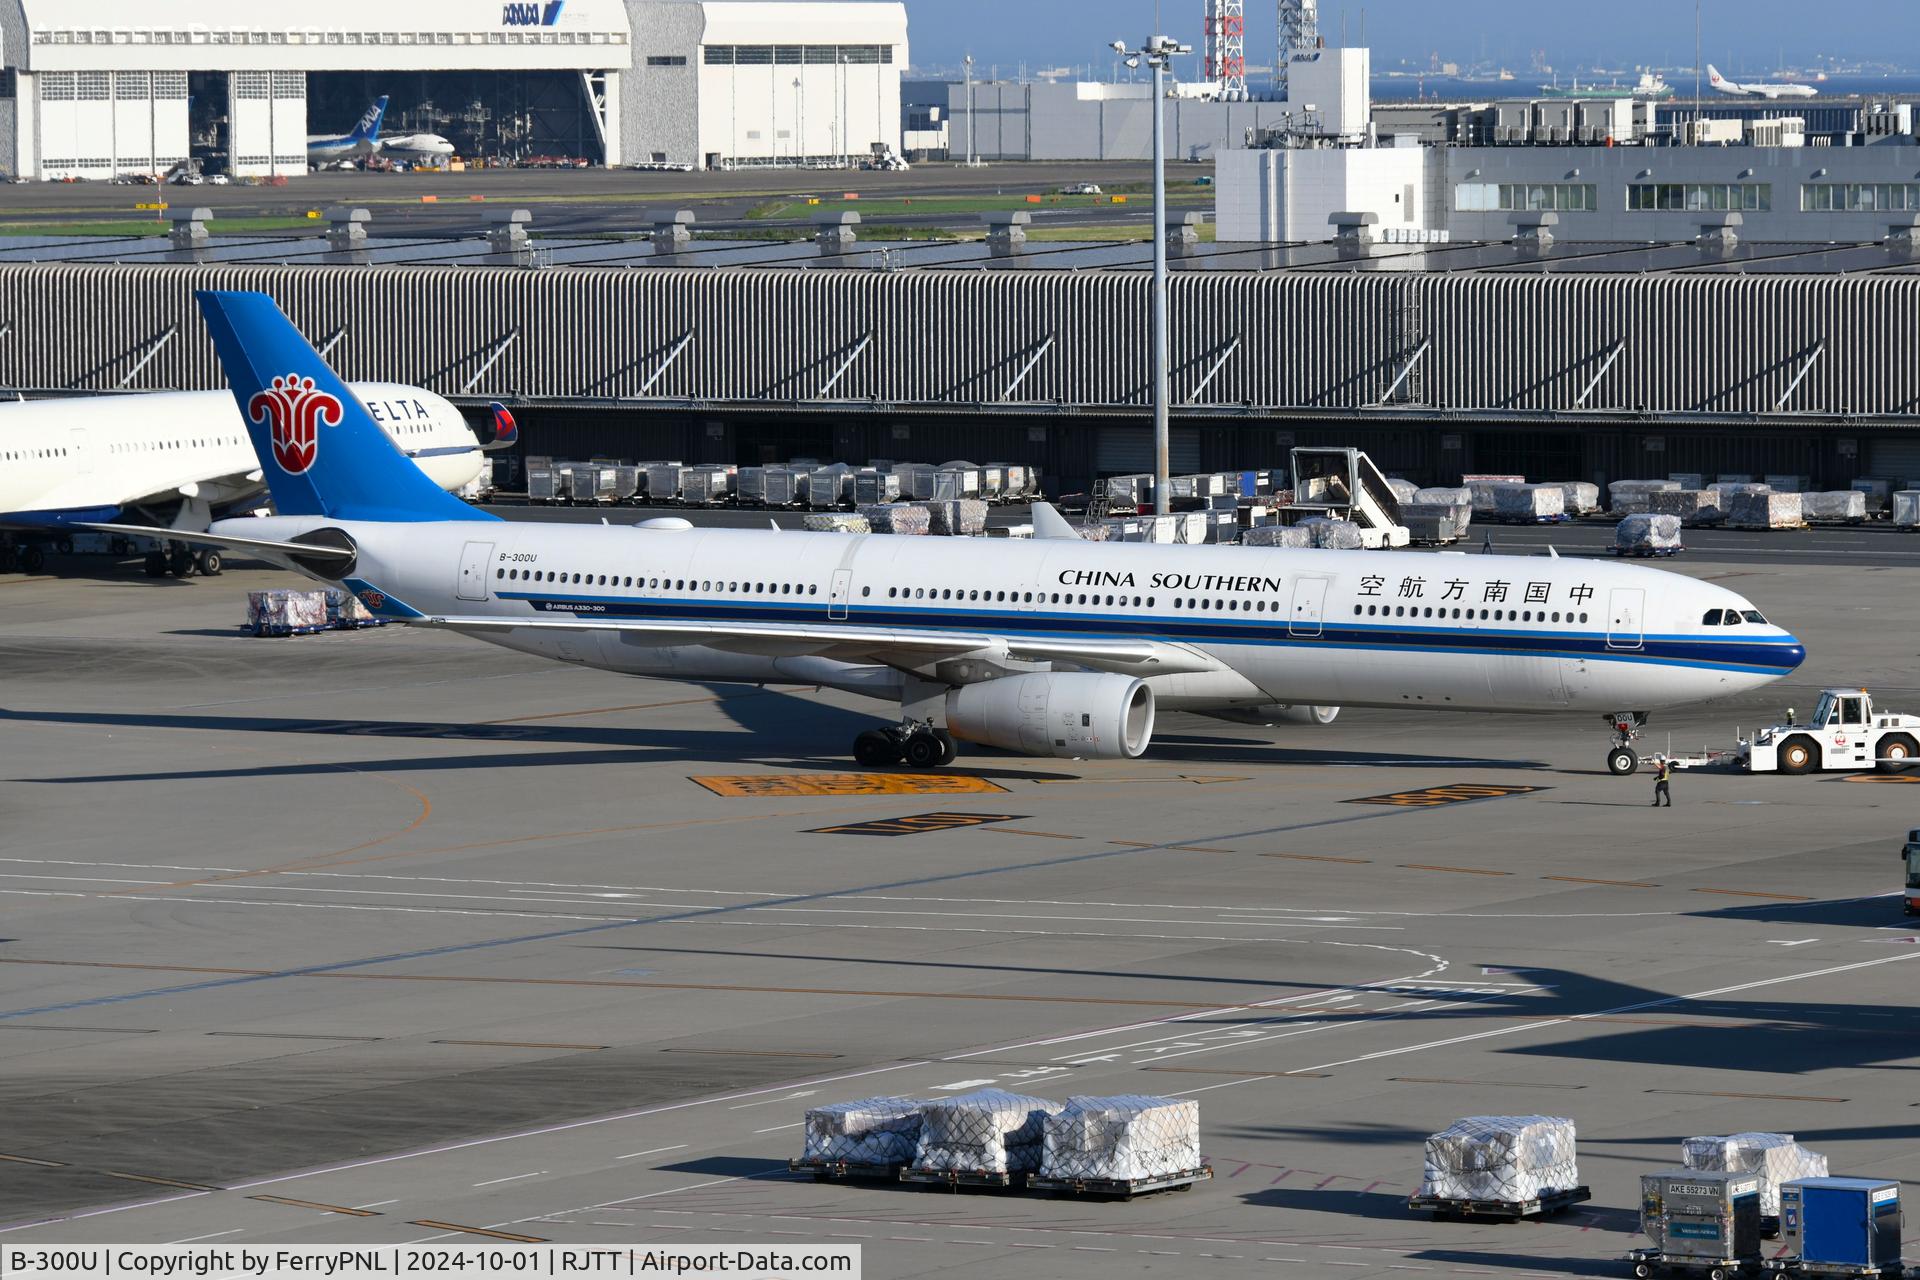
[1203, 0, 1247, 97]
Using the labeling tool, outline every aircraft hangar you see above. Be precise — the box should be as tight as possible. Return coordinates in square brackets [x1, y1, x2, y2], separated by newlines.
[0, 0, 908, 180]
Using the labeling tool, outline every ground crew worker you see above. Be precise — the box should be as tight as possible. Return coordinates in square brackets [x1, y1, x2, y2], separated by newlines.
[1652, 757, 1673, 807]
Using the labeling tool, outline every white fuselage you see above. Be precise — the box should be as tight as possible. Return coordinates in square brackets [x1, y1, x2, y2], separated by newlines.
[0, 385, 484, 521]
[382, 135, 456, 163]
[231, 516, 1806, 717]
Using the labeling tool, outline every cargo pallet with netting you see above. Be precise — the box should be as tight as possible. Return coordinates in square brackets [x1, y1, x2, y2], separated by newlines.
[898, 1166, 1029, 1190]
[1408, 1184, 1592, 1221]
[786, 1157, 905, 1183]
[1028, 1163, 1213, 1200]
[1626, 1245, 1761, 1278]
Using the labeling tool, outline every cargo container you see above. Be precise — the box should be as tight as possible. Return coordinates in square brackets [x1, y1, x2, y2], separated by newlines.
[1630, 1169, 1764, 1278]
[1779, 1178, 1902, 1278]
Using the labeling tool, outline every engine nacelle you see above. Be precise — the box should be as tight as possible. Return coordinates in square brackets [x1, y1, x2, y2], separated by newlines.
[946, 672, 1155, 760]
[1275, 704, 1340, 726]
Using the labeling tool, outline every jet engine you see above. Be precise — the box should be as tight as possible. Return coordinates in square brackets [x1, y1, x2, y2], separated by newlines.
[945, 672, 1155, 760]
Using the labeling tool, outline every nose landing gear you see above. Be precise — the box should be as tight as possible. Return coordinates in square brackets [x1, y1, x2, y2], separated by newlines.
[1604, 711, 1650, 775]
[853, 722, 958, 770]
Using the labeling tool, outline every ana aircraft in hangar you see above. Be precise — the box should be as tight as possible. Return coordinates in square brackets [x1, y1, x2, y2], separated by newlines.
[107, 291, 1805, 769]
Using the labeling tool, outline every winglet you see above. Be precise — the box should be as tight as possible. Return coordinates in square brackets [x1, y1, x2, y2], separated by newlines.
[1029, 501, 1085, 541]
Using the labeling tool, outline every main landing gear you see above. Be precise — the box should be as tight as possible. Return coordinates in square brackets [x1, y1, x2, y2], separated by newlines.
[853, 722, 958, 770]
[1605, 710, 1650, 776]
[142, 544, 222, 579]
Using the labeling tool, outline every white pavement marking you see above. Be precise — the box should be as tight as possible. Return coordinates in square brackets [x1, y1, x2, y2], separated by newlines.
[165, 1230, 243, 1245]
[616, 1146, 688, 1161]
[1294, 950, 1920, 1076]
[473, 1172, 546, 1187]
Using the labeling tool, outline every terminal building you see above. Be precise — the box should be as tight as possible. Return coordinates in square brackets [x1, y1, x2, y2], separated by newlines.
[0, 0, 905, 179]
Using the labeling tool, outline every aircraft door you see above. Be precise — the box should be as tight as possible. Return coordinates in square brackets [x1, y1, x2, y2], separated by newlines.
[1607, 587, 1644, 651]
[457, 541, 495, 602]
[829, 569, 852, 620]
[68, 428, 92, 475]
[1289, 577, 1328, 637]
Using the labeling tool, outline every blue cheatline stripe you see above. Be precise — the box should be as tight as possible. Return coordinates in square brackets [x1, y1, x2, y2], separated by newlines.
[485, 589, 1802, 675]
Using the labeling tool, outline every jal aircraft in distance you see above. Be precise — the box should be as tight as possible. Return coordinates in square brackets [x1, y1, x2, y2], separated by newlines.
[0, 385, 513, 577]
[1707, 65, 1818, 98]
[380, 131, 458, 166]
[109, 291, 1805, 773]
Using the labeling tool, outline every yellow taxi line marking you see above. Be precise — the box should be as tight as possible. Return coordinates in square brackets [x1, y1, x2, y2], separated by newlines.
[408, 1221, 547, 1243]
[1400, 864, 1513, 877]
[1542, 875, 1660, 888]
[0, 1153, 66, 1167]
[433, 1039, 608, 1051]
[248, 1195, 379, 1216]
[692, 773, 1009, 797]
[105, 1171, 220, 1190]
[1259, 852, 1373, 865]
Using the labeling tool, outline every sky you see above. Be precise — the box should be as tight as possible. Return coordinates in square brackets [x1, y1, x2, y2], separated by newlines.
[902, 0, 1919, 79]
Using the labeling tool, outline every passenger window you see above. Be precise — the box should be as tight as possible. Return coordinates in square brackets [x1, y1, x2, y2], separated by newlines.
[1702, 609, 1724, 625]
[861, 586, 871, 597]
[496, 568, 505, 579]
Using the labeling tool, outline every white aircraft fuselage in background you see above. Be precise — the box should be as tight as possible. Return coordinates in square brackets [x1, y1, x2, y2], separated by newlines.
[0, 385, 485, 525]
[1708, 65, 1818, 98]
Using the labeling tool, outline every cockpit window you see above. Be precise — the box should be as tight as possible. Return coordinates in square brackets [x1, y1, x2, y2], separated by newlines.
[1741, 610, 1766, 624]
[1723, 611, 1741, 626]
[1701, 609, 1725, 625]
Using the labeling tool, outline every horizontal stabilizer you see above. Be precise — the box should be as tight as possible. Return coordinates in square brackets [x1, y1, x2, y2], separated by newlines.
[80, 522, 356, 562]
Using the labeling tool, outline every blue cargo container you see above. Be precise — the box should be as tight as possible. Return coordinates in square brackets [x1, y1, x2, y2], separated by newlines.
[1780, 1177, 1902, 1276]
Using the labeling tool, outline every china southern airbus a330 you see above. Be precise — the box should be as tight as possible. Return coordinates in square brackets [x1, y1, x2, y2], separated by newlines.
[100, 291, 1805, 773]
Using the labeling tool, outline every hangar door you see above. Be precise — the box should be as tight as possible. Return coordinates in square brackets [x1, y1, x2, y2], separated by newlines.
[36, 71, 190, 179]
[1095, 426, 1202, 475]
[228, 72, 307, 178]
[1871, 437, 1920, 486]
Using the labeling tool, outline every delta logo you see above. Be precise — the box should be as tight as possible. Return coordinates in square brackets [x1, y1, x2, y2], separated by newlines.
[247, 373, 344, 476]
[503, 1, 565, 26]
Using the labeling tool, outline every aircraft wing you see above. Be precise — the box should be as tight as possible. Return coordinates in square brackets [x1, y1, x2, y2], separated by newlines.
[415, 613, 1224, 679]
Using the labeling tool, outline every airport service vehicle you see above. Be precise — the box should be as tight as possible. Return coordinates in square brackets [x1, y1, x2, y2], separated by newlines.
[307, 97, 388, 166]
[1744, 689, 1920, 774]
[1899, 829, 1920, 916]
[111, 291, 1805, 769]
[1, 384, 507, 576]
[1708, 64, 1818, 99]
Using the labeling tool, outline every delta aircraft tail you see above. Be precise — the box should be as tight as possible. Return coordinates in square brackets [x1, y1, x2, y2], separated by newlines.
[194, 291, 489, 524]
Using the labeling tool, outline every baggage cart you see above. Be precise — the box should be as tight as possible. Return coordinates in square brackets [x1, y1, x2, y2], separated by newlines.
[735, 467, 769, 505]
[766, 467, 807, 507]
[787, 1157, 905, 1184]
[1407, 1186, 1591, 1222]
[899, 1166, 1026, 1191]
[1773, 1177, 1904, 1279]
[1028, 1164, 1212, 1200]
[526, 463, 561, 504]
[853, 469, 900, 505]
[1632, 1170, 1765, 1278]
[644, 464, 684, 503]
